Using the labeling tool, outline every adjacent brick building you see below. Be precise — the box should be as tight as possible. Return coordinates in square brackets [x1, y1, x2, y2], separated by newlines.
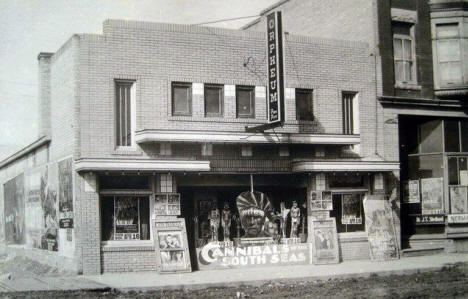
[1, 16, 401, 274]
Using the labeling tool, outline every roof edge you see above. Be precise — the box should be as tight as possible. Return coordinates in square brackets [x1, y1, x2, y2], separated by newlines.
[0, 135, 51, 170]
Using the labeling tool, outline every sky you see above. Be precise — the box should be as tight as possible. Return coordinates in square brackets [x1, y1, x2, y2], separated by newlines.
[0, 0, 277, 161]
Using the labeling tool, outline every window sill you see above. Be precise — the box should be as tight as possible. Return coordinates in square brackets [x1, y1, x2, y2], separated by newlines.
[394, 83, 421, 91]
[101, 241, 154, 251]
[112, 147, 142, 156]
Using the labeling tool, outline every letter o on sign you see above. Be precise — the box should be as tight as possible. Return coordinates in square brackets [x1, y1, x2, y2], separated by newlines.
[268, 19, 275, 29]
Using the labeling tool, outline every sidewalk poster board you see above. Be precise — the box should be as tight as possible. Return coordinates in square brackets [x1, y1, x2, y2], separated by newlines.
[342, 194, 362, 225]
[449, 186, 468, 214]
[364, 195, 399, 261]
[421, 178, 444, 214]
[154, 218, 191, 273]
[310, 218, 339, 264]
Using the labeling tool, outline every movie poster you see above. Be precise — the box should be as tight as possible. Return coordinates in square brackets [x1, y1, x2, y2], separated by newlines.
[450, 186, 468, 214]
[310, 218, 339, 264]
[406, 180, 420, 203]
[364, 195, 399, 261]
[309, 191, 332, 212]
[3, 174, 25, 245]
[342, 194, 362, 225]
[114, 197, 140, 240]
[58, 158, 73, 227]
[41, 164, 59, 251]
[154, 193, 181, 216]
[421, 178, 444, 214]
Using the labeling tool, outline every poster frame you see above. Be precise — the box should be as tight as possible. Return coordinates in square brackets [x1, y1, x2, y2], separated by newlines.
[154, 218, 192, 273]
[310, 218, 339, 265]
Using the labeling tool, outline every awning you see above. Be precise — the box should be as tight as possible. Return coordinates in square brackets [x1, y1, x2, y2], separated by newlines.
[292, 160, 400, 172]
[135, 130, 360, 145]
[74, 158, 210, 172]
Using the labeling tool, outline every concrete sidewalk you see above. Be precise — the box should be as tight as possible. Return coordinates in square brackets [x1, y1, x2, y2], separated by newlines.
[86, 253, 468, 291]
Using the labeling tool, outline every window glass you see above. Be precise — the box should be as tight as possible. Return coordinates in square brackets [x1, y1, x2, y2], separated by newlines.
[436, 23, 459, 38]
[115, 81, 133, 146]
[462, 121, 468, 152]
[438, 40, 460, 62]
[392, 22, 415, 84]
[296, 89, 314, 121]
[444, 120, 460, 152]
[172, 83, 191, 116]
[449, 157, 459, 185]
[330, 194, 365, 233]
[419, 120, 443, 153]
[408, 154, 443, 180]
[101, 196, 150, 241]
[205, 84, 223, 117]
[342, 92, 354, 135]
[236, 86, 255, 118]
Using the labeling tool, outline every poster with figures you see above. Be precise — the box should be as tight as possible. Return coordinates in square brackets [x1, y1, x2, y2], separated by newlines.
[58, 158, 73, 228]
[154, 218, 191, 273]
[342, 194, 362, 225]
[309, 191, 332, 212]
[450, 186, 468, 214]
[364, 195, 399, 261]
[421, 178, 444, 215]
[154, 193, 181, 216]
[310, 218, 339, 264]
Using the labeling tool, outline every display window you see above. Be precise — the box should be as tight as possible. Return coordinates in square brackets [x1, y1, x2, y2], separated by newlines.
[330, 193, 365, 233]
[101, 196, 150, 242]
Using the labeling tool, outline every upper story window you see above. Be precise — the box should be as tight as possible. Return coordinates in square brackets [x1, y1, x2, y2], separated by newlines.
[393, 22, 417, 86]
[296, 88, 313, 121]
[115, 80, 135, 147]
[435, 23, 462, 86]
[204, 84, 223, 117]
[236, 85, 255, 118]
[172, 82, 192, 116]
[342, 92, 359, 135]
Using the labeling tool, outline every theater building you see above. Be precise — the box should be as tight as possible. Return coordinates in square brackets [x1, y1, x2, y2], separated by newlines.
[0, 18, 400, 275]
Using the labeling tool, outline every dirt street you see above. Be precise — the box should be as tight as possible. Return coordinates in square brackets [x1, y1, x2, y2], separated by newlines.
[2, 262, 468, 298]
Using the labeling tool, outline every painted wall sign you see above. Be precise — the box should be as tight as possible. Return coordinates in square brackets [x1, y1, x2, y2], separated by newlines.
[413, 214, 445, 225]
[364, 195, 399, 261]
[4, 175, 25, 245]
[421, 178, 444, 214]
[154, 218, 191, 273]
[310, 218, 339, 264]
[196, 242, 312, 270]
[447, 214, 468, 224]
[266, 11, 285, 124]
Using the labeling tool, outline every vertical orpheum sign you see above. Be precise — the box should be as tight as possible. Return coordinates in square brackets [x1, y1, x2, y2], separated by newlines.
[266, 11, 285, 124]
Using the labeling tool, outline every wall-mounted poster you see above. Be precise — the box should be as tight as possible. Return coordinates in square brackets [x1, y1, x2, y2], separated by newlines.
[114, 197, 140, 240]
[154, 193, 181, 216]
[342, 194, 362, 225]
[309, 191, 332, 212]
[421, 178, 444, 215]
[450, 186, 468, 214]
[58, 158, 73, 228]
[310, 218, 339, 264]
[154, 218, 191, 273]
[405, 180, 420, 203]
[4, 174, 25, 245]
[364, 195, 399, 261]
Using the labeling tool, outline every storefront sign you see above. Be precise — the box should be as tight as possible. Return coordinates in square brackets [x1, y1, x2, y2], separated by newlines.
[59, 218, 74, 229]
[154, 218, 191, 273]
[413, 214, 445, 225]
[449, 186, 468, 214]
[154, 193, 181, 216]
[342, 194, 362, 225]
[310, 218, 339, 264]
[266, 11, 284, 124]
[364, 195, 399, 261]
[421, 178, 444, 215]
[447, 214, 468, 224]
[197, 241, 312, 270]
